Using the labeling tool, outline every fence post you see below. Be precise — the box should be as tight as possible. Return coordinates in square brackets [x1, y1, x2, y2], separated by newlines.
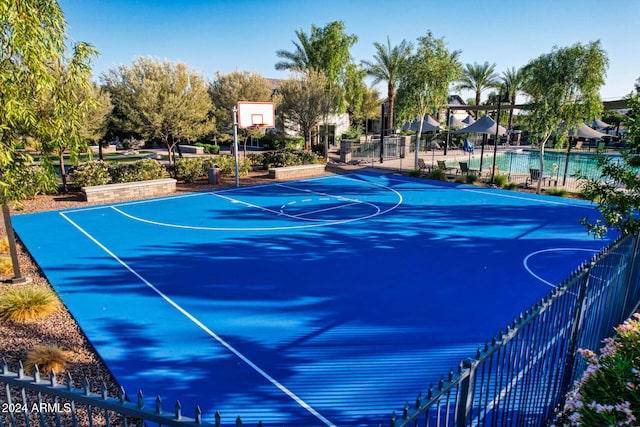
[556, 259, 594, 411]
[456, 358, 477, 427]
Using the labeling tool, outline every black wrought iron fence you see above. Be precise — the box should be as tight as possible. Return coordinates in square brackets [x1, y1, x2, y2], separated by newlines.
[390, 234, 640, 427]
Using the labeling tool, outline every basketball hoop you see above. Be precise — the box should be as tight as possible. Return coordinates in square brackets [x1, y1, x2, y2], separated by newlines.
[237, 102, 275, 129]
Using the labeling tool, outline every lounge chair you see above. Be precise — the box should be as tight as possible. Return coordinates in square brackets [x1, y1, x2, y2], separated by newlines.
[437, 160, 456, 174]
[458, 162, 479, 175]
[527, 168, 549, 187]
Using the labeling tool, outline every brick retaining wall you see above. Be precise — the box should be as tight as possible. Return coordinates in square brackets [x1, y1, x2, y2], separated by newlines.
[81, 178, 177, 203]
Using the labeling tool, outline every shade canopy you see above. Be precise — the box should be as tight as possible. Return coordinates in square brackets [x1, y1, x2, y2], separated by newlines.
[453, 115, 507, 135]
[568, 123, 609, 139]
[402, 115, 442, 133]
[461, 115, 476, 125]
[591, 118, 612, 129]
[448, 115, 465, 128]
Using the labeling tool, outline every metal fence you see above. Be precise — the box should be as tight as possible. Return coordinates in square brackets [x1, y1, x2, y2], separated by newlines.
[0, 360, 259, 427]
[2, 238, 639, 427]
[390, 234, 640, 427]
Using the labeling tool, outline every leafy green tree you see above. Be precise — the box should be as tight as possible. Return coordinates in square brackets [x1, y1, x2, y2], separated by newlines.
[278, 70, 339, 151]
[343, 64, 368, 127]
[209, 70, 273, 155]
[580, 80, 640, 238]
[0, 0, 97, 282]
[276, 21, 357, 150]
[501, 66, 523, 130]
[34, 43, 99, 192]
[520, 41, 608, 193]
[361, 36, 413, 132]
[457, 61, 499, 118]
[79, 83, 113, 159]
[395, 32, 462, 169]
[103, 57, 214, 166]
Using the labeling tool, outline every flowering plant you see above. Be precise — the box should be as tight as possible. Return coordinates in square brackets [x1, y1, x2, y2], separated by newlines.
[564, 313, 640, 425]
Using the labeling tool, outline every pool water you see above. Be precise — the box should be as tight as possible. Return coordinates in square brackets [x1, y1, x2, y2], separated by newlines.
[465, 150, 626, 180]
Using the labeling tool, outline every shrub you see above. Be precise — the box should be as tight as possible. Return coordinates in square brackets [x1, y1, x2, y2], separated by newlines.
[0, 257, 13, 275]
[493, 174, 508, 188]
[24, 345, 71, 375]
[213, 154, 251, 177]
[260, 149, 318, 168]
[175, 158, 206, 183]
[110, 159, 167, 183]
[407, 169, 423, 178]
[465, 174, 479, 184]
[546, 188, 569, 197]
[0, 286, 60, 323]
[563, 313, 640, 426]
[69, 160, 111, 187]
[427, 169, 447, 181]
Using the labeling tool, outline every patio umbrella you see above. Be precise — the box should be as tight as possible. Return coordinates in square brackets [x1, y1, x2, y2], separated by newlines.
[448, 115, 465, 128]
[452, 115, 507, 135]
[402, 115, 442, 132]
[461, 115, 476, 125]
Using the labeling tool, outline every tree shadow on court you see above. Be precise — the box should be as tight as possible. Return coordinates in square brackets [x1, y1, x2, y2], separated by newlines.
[13, 176, 616, 426]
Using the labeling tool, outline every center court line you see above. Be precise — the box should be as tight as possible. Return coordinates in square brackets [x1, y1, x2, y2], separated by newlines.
[58, 211, 337, 427]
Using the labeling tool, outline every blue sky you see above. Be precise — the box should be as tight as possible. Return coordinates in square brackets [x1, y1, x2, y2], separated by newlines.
[59, 0, 639, 102]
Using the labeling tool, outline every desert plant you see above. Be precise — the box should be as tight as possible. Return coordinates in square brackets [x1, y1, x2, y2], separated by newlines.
[24, 345, 71, 375]
[0, 286, 60, 323]
[465, 174, 479, 184]
[0, 257, 13, 275]
[407, 169, 423, 178]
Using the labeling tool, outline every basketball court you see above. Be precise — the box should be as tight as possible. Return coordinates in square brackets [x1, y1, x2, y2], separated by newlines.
[12, 171, 614, 426]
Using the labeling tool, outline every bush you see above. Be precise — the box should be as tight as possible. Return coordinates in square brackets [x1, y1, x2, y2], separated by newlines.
[465, 174, 479, 184]
[563, 313, 640, 426]
[0, 286, 59, 323]
[175, 158, 207, 183]
[493, 174, 508, 188]
[546, 188, 569, 197]
[427, 169, 447, 181]
[24, 345, 71, 375]
[407, 169, 423, 178]
[260, 149, 318, 169]
[110, 159, 167, 183]
[69, 160, 111, 187]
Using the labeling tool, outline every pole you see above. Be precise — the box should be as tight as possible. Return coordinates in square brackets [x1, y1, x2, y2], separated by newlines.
[445, 109, 451, 156]
[379, 103, 385, 163]
[232, 106, 240, 188]
[491, 99, 503, 185]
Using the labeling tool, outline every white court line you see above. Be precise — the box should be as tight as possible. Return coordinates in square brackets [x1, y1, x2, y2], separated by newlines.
[58, 211, 337, 427]
[524, 248, 599, 287]
[461, 187, 596, 209]
[87, 174, 402, 232]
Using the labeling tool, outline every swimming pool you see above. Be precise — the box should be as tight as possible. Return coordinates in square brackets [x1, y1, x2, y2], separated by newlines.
[466, 150, 625, 180]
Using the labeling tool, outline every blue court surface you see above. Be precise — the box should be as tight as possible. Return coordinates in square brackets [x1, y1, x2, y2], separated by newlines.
[13, 172, 614, 426]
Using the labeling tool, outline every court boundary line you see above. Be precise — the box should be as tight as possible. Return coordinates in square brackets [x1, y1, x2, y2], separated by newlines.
[81, 175, 402, 232]
[58, 211, 337, 427]
[523, 247, 599, 287]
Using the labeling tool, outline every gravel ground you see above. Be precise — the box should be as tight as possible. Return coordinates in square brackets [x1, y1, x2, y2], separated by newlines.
[0, 172, 294, 397]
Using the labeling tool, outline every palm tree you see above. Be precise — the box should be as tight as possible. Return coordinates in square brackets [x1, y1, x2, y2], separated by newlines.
[457, 61, 499, 118]
[361, 36, 413, 133]
[500, 67, 523, 130]
[275, 28, 315, 72]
